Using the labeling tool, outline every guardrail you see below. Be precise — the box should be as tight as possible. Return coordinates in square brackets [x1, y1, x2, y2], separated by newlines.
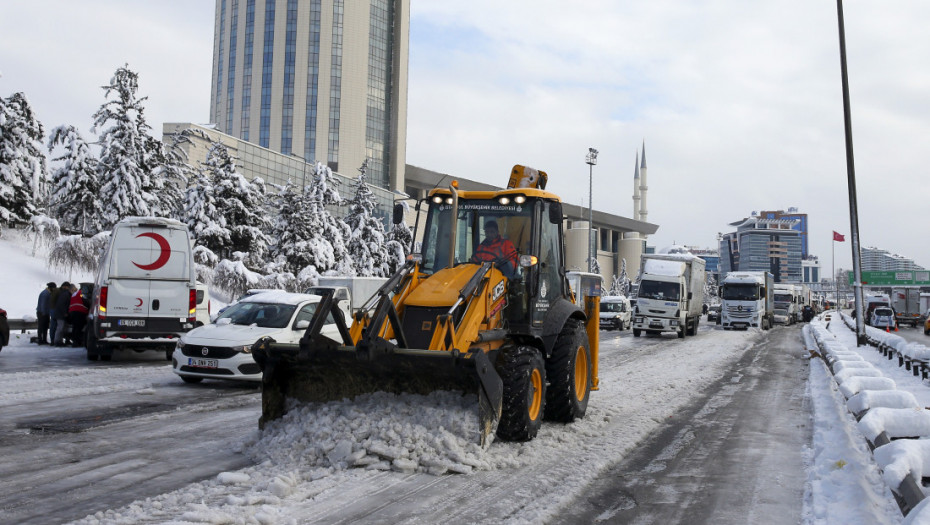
[813, 314, 928, 516]
[7, 319, 38, 333]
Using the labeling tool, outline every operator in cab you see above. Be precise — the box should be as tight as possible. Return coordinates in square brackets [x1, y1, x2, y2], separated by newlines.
[471, 219, 518, 278]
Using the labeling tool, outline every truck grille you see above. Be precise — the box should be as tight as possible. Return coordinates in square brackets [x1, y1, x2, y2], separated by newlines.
[725, 306, 754, 319]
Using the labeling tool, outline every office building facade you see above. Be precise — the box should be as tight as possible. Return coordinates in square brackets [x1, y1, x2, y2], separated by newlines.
[719, 217, 803, 283]
[209, 0, 409, 191]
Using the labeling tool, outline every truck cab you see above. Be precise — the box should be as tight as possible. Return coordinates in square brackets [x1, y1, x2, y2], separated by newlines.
[719, 271, 774, 330]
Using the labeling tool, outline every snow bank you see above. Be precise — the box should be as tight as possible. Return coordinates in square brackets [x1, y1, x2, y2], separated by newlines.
[847, 390, 920, 417]
[838, 377, 896, 400]
[874, 439, 930, 493]
[858, 407, 930, 442]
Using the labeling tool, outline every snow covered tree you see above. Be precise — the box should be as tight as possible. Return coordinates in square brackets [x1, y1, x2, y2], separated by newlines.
[268, 182, 326, 275]
[608, 258, 632, 296]
[306, 162, 352, 275]
[146, 134, 187, 220]
[0, 92, 48, 227]
[47, 125, 103, 235]
[207, 141, 270, 264]
[182, 167, 229, 254]
[384, 200, 412, 275]
[704, 272, 718, 302]
[92, 65, 158, 229]
[344, 160, 390, 277]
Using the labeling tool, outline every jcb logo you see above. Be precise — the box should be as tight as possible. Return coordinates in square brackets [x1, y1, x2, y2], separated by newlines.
[492, 281, 505, 301]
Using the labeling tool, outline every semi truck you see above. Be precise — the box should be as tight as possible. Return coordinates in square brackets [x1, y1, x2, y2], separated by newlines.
[631, 253, 706, 338]
[891, 287, 921, 327]
[719, 271, 774, 330]
[773, 283, 801, 325]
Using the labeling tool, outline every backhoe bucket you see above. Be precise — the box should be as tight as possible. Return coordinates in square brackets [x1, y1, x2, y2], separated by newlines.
[251, 289, 503, 447]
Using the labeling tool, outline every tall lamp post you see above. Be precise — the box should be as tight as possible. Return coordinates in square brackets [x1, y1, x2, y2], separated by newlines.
[585, 148, 599, 273]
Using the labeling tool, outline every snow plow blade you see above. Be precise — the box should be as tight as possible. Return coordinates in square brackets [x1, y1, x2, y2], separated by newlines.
[251, 289, 504, 447]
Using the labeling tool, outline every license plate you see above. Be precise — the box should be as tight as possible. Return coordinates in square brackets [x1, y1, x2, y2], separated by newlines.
[649, 322, 663, 328]
[119, 319, 145, 327]
[187, 358, 218, 368]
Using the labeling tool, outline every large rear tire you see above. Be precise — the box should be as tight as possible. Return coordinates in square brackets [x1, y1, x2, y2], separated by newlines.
[545, 319, 592, 422]
[496, 346, 546, 442]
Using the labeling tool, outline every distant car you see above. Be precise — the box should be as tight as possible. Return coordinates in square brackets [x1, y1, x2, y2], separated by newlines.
[213, 288, 278, 319]
[706, 305, 721, 323]
[773, 308, 791, 325]
[599, 296, 631, 330]
[870, 307, 897, 330]
[195, 282, 211, 327]
[171, 291, 347, 383]
[924, 309, 930, 335]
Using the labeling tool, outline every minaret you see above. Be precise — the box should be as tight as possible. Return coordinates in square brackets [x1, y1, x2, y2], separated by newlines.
[632, 149, 641, 219]
[639, 141, 648, 224]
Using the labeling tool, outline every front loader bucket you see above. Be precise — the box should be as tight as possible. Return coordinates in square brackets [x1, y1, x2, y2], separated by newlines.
[253, 335, 503, 447]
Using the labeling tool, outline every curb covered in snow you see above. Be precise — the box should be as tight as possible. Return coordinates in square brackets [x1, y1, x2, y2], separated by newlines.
[810, 313, 930, 520]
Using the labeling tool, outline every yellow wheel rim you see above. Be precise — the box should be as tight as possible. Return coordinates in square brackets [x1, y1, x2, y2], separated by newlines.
[529, 368, 542, 420]
[574, 345, 588, 401]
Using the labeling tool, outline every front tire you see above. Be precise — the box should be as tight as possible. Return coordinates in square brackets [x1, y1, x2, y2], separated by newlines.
[545, 319, 592, 423]
[496, 346, 546, 442]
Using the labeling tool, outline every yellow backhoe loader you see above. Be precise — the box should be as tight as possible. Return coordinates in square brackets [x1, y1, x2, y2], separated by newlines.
[252, 165, 601, 446]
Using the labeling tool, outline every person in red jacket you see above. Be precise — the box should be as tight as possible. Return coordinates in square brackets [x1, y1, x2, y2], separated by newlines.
[68, 286, 89, 348]
[471, 220, 518, 277]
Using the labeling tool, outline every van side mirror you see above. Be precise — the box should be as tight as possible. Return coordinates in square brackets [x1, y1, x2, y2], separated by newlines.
[295, 319, 310, 330]
[392, 203, 404, 225]
[549, 202, 562, 224]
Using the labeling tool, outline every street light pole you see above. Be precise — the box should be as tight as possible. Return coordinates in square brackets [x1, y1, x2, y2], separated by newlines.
[585, 148, 599, 273]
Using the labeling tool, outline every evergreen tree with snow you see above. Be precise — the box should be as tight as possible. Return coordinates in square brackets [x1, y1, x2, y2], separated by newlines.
[344, 160, 390, 276]
[207, 140, 270, 264]
[47, 125, 102, 235]
[92, 65, 158, 229]
[269, 182, 326, 275]
[146, 134, 188, 220]
[384, 200, 412, 275]
[0, 92, 48, 227]
[182, 167, 229, 254]
[306, 162, 352, 275]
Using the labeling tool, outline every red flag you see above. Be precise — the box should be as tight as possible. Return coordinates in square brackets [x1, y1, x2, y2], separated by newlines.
[833, 231, 845, 242]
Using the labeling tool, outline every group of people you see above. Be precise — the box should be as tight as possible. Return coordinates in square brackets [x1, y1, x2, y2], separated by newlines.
[35, 282, 89, 347]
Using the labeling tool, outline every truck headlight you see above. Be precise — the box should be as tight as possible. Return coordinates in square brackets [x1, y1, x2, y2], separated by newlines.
[670, 320, 678, 326]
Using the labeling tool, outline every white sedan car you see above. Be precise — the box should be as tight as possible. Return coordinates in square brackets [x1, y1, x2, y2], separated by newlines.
[172, 291, 346, 383]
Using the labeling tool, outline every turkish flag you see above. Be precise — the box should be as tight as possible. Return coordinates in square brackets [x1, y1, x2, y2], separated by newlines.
[833, 231, 845, 242]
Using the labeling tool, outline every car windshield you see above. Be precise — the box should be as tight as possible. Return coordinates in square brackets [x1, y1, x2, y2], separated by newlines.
[722, 283, 760, 301]
[602, 302, 624, 312]
[774, 293, 792, 302]
[638, 280, 681, 301]
[874, 308, 893, 317]
[216, 302, 297, 328]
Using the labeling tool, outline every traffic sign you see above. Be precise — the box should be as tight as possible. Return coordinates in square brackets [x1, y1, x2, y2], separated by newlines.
[849, 270, 930, 286]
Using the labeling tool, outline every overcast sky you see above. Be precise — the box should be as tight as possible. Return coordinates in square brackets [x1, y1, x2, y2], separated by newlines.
[2, 1, 928, 272]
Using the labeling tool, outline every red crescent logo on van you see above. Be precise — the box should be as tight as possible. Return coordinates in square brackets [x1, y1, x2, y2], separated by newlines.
[135, 298, 143, 307]
[132, 232, 171, 271]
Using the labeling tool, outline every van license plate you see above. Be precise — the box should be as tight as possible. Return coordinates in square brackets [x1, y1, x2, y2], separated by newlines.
[188, 358, 218, 368]
[118, 319, 145, 327]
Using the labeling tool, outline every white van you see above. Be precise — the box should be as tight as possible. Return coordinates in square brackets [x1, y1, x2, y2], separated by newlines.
[599, 295, 632, 331]
[85, 217, 197, 361]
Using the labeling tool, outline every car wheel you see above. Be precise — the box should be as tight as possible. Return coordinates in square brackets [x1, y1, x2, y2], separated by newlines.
[181, 375, 203, 384]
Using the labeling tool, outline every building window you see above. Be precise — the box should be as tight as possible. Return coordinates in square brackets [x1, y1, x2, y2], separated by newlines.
[259, 0, 276, 148]
[279, 0, 297, 155]
[240, 0, 255, 141]
[364, 0, 392, 188]
[216, 0, 227, 125]
[303, 0, 321, 161]
[327, 0, 344, 169]
[225, 0, 239, 134]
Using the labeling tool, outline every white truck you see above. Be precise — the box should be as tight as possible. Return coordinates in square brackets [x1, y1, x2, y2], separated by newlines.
[891, 287, 922, 327]
[306, 276, 389, 313]
[631, 253, 706, 338]
[773, 283, 802, 324]
[719, 271, 774, 330]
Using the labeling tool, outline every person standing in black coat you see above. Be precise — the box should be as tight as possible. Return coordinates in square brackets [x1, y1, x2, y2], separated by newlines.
[36, 282, 55, 345]
[53, 282, 73, 346]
